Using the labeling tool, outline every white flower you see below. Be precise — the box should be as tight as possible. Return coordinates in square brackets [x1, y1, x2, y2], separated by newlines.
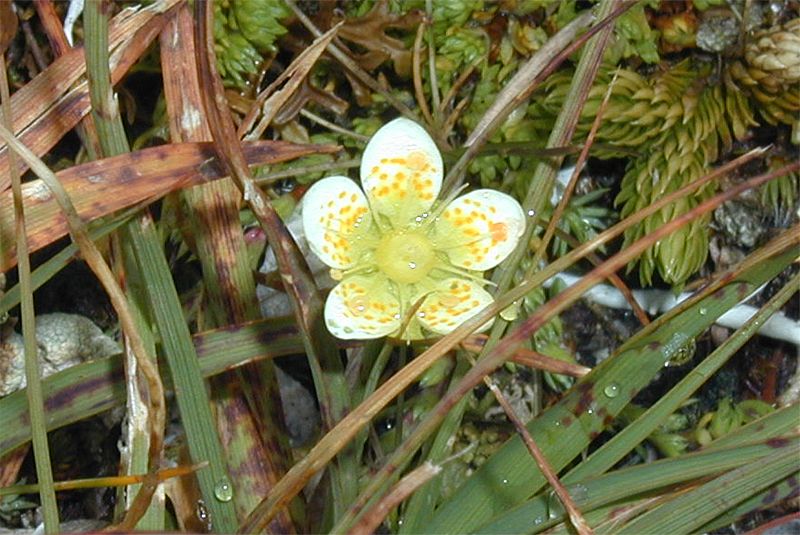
[302, 118, 526, 340]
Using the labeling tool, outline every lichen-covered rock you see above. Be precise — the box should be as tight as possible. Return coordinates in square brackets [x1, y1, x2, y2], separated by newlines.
[0, 313, 119, 397]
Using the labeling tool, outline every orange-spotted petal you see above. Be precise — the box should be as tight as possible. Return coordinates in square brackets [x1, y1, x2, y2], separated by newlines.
[325, 274, 401, 339]
[417, 278, 494, 335]
[302, 176, 375, 269]
[360, 118, 443, 223]
[432, 189, 526, 271]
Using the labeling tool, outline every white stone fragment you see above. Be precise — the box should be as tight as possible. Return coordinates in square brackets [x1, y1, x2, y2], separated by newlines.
[0, 313, 119, 397]
[546, 273, 800, 346]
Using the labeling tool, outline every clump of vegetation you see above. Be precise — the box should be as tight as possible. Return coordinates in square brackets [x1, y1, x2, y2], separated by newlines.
[0, 1, 797, 534]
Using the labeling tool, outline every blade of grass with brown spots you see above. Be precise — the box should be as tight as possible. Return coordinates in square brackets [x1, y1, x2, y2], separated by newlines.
[194, 1, 360, 521]
[0, 140, 336, 271]
[160, 6, 295, 530]
[0, 0, 182, 189]
[0, 316, 304, 458]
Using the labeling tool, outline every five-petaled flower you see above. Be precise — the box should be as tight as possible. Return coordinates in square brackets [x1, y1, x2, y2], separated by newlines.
[302, 118, 526, 340]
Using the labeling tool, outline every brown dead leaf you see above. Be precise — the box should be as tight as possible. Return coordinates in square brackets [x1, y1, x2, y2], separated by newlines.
[333, 0, 423, 77]
[240, 21, 342, 140]
[0, 0, 181, 192]
[0, 2, 18, 56]
[0, 445, 26, 488]
[0, 140, 338, 272]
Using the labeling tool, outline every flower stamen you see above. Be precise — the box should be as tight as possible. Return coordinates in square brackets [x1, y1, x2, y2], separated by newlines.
[375, 230, 438, 284]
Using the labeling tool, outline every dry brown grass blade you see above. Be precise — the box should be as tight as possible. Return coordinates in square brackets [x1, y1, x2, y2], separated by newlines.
[282, 0, 418, 120]
[0, 446, 26, 488]
[195, 3, 362, 521]
[239, 21, 342, 140]
[350, 462, 442, 535]
[0, 1, 181, 189]
[0, 1, 25, 494]
[32, 0, 103, 160]
[439, 10, 592, 193]
[463, 9, 592, 148]
[442, 2, 632, 194]
[463, 335, 591, 377]
[0, 2, 18, 55]
[0, 140, 334, 272]
[194, 0, 353, 425]
[32, 1, 72, 56]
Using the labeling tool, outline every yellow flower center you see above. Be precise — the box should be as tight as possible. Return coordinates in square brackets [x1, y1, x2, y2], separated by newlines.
[375, 230, 436, 284]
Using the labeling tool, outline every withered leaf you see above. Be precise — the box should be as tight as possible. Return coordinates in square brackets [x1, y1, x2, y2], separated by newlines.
[0, 140, 338, 271]
[0, 2, 18, 56]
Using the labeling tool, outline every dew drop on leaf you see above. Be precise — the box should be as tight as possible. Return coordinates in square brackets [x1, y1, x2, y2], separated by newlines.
[603, 382, 620, 398]
[214, 478, 233, 502]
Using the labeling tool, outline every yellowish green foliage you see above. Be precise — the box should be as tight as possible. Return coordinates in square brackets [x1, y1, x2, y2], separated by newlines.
[213, 0, 290, 89]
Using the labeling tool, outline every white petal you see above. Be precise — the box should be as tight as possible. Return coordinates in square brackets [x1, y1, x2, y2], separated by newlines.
[325, 274, 401, 339]
[432, 189, 526, 271]
[301, 176, 375, 269]
[417, 278, 494, 335]
[360, 118, 443, 223]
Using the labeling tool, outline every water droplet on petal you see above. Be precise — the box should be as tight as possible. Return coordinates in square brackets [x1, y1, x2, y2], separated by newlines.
[527, 209, 536, 217]
[408, 261, 417, 269]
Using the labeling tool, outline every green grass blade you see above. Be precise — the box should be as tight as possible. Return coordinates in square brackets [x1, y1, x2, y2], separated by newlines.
[399, 359, 472, 534]
[1, 57, 59, 532]
[561, 269, 800, 483]
[126, 221, 237, 531]
[117, 238, 164, 530]
[475, 407, 799, 533]
[699, 472, 800, 532]
[611, 442, 799, 534]
[83, 2, 169, 528]
[84, 2, 237, 527]
[425, 246, 797, 533]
